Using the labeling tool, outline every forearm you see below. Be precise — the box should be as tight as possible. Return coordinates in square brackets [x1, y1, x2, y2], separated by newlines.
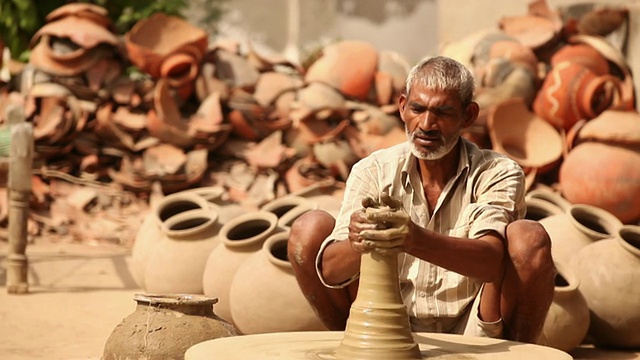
[320, 239, 362, 285]
[404, 224, 505, 283]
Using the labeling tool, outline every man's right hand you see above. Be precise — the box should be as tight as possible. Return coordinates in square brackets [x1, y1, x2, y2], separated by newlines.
[348, 191, 409, 254]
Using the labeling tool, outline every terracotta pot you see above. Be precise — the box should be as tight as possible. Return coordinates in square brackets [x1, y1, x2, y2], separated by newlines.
[488, 98, 563, 171]
[131, 192, 211, 289]
[202, 211, 279, 324]
[559, 141, 640, 224]
[533, 61, 621, 132]
[103, 294, 238, 360]
[124, 13, 207, 79]
[539, 204, 622, 266]
[539, 260, 590, 353]
[304, 40, 378, 101]
[550, 43, 610, 75]
[229, 230, 327, 334]
[570, 225, 640, 348]
[144, 208, 222, 294]
[260, 196, 318, 228]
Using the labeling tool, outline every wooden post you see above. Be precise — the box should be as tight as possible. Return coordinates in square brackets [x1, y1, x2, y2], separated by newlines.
[6, 122, 33, 294]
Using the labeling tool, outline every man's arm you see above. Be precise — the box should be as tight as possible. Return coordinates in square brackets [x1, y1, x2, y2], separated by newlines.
[403, 229, 505, 283]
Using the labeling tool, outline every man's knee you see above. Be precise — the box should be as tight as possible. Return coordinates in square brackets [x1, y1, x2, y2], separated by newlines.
[288, 210, 335, 268]
[505, 220, 553, 271]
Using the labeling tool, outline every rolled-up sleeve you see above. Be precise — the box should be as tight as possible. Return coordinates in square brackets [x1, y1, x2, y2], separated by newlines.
[467, 157, 526, 240]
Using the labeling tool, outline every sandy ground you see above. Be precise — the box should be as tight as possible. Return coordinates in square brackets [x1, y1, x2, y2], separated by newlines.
[1, 239, 639, 360]
[0, 241, 139, 360]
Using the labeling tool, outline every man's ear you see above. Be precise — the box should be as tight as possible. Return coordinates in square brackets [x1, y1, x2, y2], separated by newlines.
[398, 93, 408, 123]
[462, 101, 479, 128]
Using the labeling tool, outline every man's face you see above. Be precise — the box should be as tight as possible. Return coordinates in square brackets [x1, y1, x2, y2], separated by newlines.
[399, 84, 470, 160]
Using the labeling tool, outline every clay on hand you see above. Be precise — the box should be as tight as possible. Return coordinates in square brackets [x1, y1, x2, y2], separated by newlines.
[356, 190, 409, 255]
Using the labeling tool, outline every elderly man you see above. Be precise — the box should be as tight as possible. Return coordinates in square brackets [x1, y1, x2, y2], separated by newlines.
[287, 56, 555, 343]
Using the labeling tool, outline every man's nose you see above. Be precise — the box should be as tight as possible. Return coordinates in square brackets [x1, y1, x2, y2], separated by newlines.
[418, 111, 437, 130]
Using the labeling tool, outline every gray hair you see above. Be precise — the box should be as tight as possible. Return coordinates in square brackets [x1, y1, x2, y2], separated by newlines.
[404, 56, 476, 107]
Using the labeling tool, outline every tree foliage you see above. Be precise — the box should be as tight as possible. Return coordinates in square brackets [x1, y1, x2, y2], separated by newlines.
[0, 0, 227, 60]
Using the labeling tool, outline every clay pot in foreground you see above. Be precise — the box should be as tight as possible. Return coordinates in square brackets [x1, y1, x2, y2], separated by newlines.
[229, 230, 327, 334]
[103, 294, 238, 360]
[202, 211, 279, 324]
[539, 204, 622, 266]
[570, 225, 640, 348]
[539, 260, 590, 353]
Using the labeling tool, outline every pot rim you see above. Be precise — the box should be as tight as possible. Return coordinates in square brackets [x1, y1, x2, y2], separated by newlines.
[134, 293, 218, 305]
[219, 211, 279, 248]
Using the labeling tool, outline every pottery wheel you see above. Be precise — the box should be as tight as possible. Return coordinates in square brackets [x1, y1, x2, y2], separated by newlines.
[185, 331, 572, 359]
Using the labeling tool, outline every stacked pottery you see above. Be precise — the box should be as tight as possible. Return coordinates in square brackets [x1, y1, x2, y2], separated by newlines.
[103, 294, 238, 360]
[229, 230, 327, 334]
[202, 211, 279, 325]
[130, 191, 211, 289]
[559, 110, 640, 224]
[570, 225, 640, 348]
[539, 204, 622, 266]
[539, 260, 590, 353]
[144, 207, 222, 294]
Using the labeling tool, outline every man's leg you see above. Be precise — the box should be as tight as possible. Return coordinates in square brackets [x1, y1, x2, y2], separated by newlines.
[288, 210, 358, 330]
[496, 219, 556, 343]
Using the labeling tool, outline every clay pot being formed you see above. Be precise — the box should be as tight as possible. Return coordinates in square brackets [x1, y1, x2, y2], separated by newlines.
[560, 141, 640, 224]
[539, 204, 623, 266]
[570, 225, 640, 348]
[130, 191, 211, 289]
[144, 208, 222, 294]
[202, 211, 279, 324]
[539, 260, 590, 353]
[103, 294, 238, 360]
[229, 230, 327, 334]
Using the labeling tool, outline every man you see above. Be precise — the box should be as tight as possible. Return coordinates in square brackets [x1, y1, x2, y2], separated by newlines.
[287, 56, 555, 343]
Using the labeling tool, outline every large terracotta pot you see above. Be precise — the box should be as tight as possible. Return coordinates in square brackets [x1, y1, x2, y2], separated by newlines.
[229, 230, 327, 334]
[533, 61, 620, 132]
[144, 208, 222, 294]
[103, 294, 238, 360]
[202, 211, 279, 324]
[259, 195, 318, 228]
[560, 141, 640, 224]
[131, 192, 211, 289]
[570, 225, 640, 348]
[539, 204, 622, 266]
[539, 260, 590, 353]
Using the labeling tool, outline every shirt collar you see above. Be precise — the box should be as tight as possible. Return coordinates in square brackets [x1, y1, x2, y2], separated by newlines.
[401, 138, 472, 188]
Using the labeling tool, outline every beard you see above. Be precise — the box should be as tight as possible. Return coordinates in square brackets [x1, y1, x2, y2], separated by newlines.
[406, 127, 460, 160]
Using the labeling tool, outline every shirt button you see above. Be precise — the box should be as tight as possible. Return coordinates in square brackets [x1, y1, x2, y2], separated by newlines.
[419, 291, 426, 298]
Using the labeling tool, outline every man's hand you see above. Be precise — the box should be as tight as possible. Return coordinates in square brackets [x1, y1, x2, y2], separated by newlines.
[348, 188, 409, 254]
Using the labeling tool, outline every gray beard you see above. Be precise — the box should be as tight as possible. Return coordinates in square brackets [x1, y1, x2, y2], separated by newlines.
[407, 129, 460, 160]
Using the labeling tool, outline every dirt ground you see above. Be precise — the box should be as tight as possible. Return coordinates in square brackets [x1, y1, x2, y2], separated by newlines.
[1, 237, 639, 360]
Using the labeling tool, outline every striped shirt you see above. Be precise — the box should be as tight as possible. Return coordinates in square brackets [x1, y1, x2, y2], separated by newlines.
[316, 138, 526, 332]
